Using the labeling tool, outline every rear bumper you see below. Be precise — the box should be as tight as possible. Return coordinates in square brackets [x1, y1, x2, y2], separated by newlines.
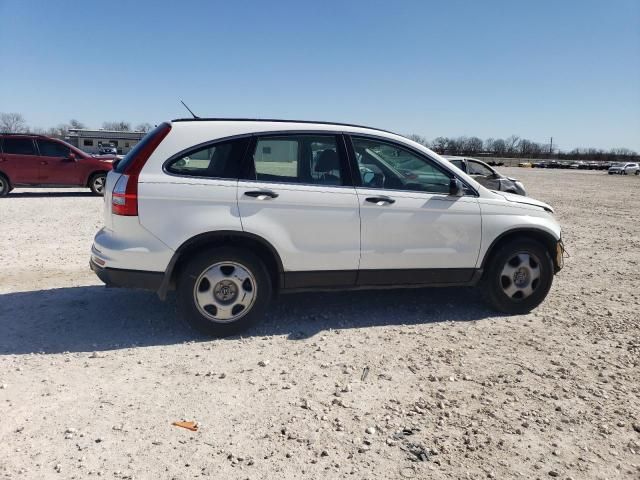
[90, 259, 163, 291]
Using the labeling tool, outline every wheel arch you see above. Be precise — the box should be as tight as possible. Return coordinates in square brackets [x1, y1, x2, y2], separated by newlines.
[158, 231, 284, 300]
[0, 169, 11, 184]
[481, 228, 561, 272]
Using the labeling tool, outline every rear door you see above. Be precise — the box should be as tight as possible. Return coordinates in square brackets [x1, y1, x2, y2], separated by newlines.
[137, 137, 249, 249]
[0, 137, 40, 184]
[36, 139, 82, 185]
[237, 133, 360, 287]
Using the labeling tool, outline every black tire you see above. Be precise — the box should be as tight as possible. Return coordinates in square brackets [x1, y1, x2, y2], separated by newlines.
[89, 172, 107, 195]
[0, 174, 10, 197]
[481, 239, 554, 314]
[177, 247, 272, 336]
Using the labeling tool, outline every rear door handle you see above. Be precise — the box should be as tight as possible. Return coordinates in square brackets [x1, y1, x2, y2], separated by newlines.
[40, 161, 48, 165]
[244, 190, 279, 199]
[365, 196, 395, 205]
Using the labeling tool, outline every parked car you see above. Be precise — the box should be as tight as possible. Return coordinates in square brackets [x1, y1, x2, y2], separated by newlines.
[608, 162, 640, 175]
[445, 156, 526, 195]
[0, 134, 116, 196]
[98, 146, 118, 156]
[485, 159, 504, 167]
[532, 161, 547, 168]
[90, 119, 564, 336]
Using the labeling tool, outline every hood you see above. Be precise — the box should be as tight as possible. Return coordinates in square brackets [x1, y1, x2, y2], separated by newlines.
[495, 191, 554, 213]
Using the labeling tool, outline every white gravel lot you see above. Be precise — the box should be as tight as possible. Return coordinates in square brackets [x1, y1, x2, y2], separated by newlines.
[0, 168, 639, 479]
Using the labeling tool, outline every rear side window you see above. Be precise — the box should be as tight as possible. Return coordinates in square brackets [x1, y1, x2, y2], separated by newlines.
[38, 140, 70, 157]
[165, 138, 249, 179]
[3, 138, 36, 155]
[249, 135, 346, 186]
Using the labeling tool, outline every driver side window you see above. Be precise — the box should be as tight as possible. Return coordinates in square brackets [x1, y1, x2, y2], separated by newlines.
[352, 137, 451, 194]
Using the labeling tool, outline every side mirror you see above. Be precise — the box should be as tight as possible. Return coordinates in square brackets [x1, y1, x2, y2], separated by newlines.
[449, 178, 464, 196]
[68, 152, 77, 162]
[112, 159, 121, 170]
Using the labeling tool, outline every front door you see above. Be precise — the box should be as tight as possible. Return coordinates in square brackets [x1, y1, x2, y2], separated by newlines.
[0, 137, 40, 184]
[349, 136, 482, 284]
[36, 139, 81, 185]
[237, 133, 360, 288]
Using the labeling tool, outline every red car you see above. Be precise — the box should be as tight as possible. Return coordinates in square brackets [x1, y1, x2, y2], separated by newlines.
[0, 134, 115, 196]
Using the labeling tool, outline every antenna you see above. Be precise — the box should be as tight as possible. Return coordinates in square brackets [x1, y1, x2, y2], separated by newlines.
[180, 100, 199, 119]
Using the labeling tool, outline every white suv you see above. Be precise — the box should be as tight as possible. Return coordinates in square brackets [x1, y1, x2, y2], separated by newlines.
[90, 119, 564, 336]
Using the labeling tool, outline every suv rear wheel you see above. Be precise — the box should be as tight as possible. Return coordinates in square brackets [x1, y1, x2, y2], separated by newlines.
[177, 247, 272, 336]
[482, 239, 554, 314]
[0, 174, 9, 197]
[89, 173, 107, 195]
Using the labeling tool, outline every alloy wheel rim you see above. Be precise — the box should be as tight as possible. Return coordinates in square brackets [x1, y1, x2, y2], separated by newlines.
[499, 252, 541, 300]
[93, 176, 105, 193]
[193, 261, 257, 323]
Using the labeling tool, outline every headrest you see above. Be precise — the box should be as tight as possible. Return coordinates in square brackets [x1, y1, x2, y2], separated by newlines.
[315, 149, 340, 172]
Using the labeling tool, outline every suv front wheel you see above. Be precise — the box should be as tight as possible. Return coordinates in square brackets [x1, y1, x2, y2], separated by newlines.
[177, 247, 272, 336]
[482, 239, 554, 314]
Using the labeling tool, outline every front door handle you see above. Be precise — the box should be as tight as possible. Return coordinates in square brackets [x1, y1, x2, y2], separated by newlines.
[244, 190, 279, 199]
[365, 196, 395, 205]
[40, 161, 48, 165]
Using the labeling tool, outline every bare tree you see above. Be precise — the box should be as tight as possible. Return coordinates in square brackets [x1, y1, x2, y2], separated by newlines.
[69, 119, 86, 129]
[466, 136, 483, 154]
[0, 112, 28, 133]
[431, 137, 448, 153]
[492, 138, 506, 156]
[505, 135, 520, 155]
[405, 134, 429, 146]
[135, 122, 153, 133]
[102, 121, 131, 132]
[484, 138, 495, 152]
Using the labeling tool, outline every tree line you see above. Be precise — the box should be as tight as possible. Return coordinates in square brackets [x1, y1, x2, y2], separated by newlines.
[405, 134, 639, 161]
[1, 112, 637, 161]
[0, 112, 153, 137]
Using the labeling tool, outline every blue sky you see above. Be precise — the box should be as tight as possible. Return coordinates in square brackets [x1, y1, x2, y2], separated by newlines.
[1, 0, 638, 151]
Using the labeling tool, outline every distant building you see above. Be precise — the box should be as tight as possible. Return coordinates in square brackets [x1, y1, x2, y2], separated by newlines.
[67, 128, 146, 155]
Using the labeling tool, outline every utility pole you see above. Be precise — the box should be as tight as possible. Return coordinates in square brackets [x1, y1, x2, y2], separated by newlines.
[550, 137, 553, 156]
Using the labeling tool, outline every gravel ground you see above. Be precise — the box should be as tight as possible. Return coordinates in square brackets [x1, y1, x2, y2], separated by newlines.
[1, 168, 639, 479]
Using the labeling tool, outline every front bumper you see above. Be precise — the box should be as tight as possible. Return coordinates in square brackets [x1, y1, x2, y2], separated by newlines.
[90, 258, 164, 291]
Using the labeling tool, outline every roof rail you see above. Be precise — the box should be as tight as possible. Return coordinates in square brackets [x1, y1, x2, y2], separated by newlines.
[170, 117, 398, 135]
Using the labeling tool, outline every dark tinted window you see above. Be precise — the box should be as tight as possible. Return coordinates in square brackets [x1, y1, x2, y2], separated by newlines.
[250, 135, 344, 186]
[3, 138, 36, 155]
[38, 140, 70, 157]
[166, 138, 249, 179]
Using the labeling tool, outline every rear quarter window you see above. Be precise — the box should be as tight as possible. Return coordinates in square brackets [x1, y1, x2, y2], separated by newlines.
[165, 137, 250, 179]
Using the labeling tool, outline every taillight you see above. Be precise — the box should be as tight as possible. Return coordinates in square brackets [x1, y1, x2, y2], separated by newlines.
[112, 175, 138, 215]
[112, 122, 171, 216]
